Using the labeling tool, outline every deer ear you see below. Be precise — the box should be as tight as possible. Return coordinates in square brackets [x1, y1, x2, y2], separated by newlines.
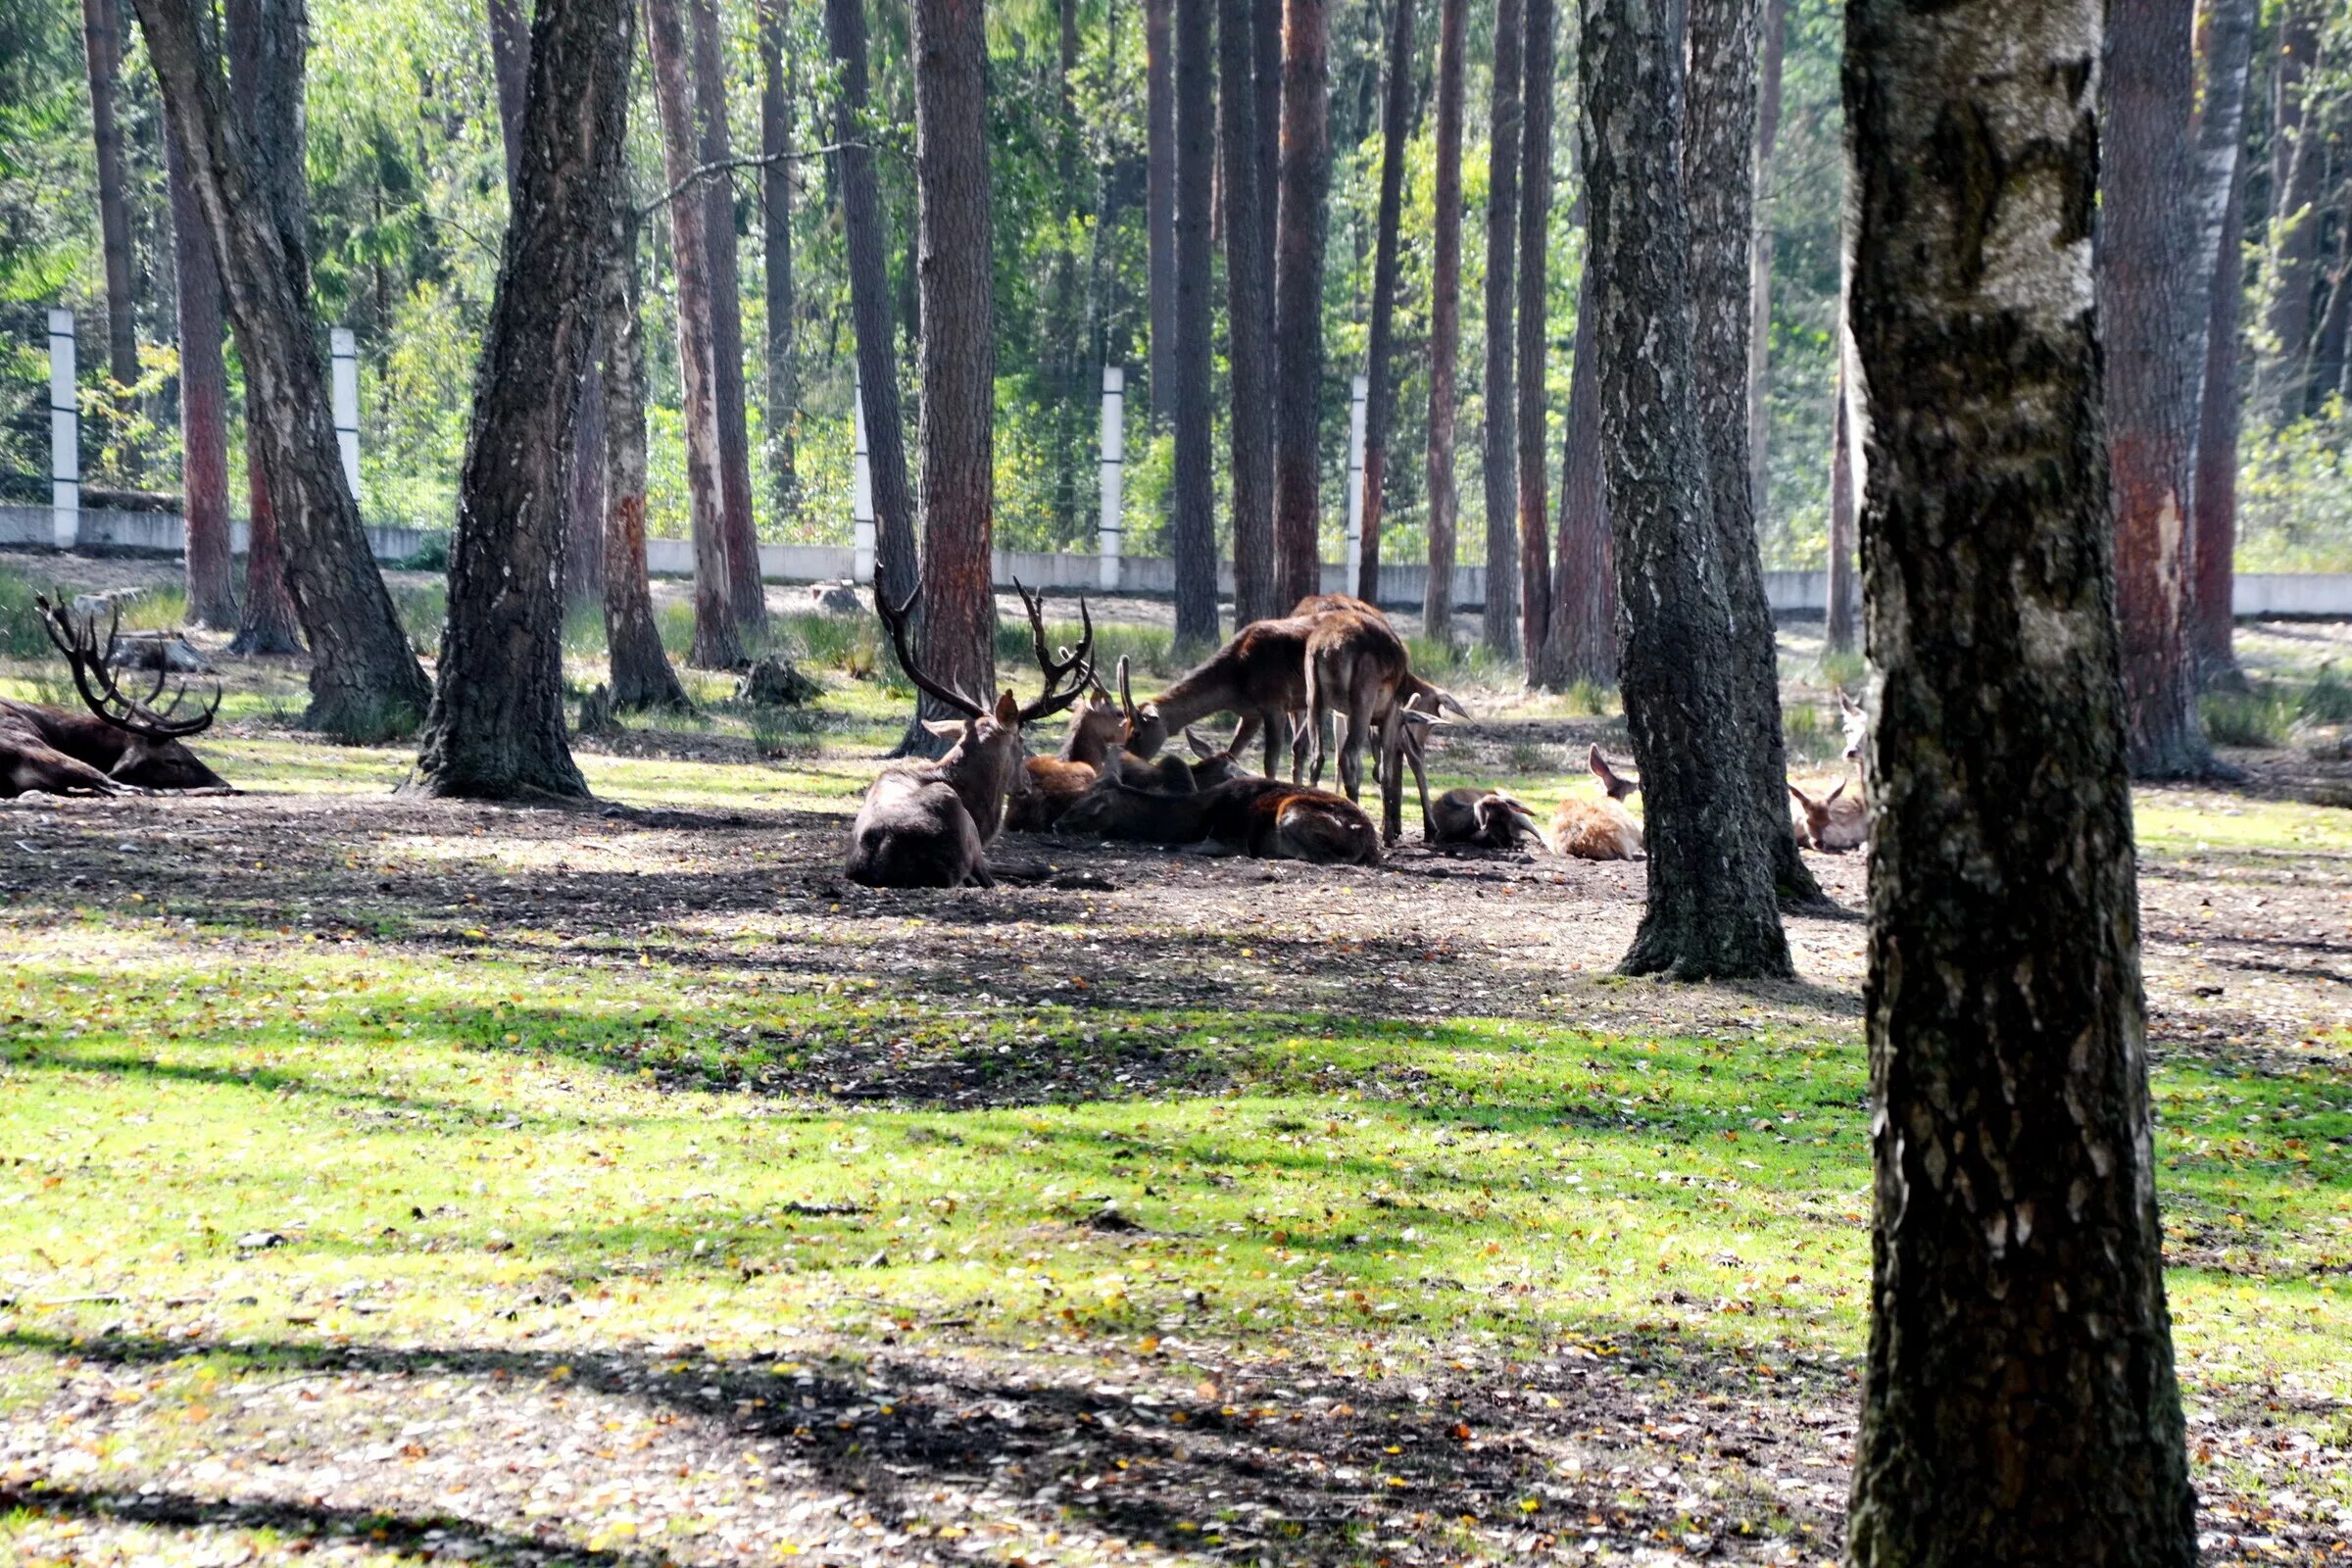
[1841, 692, 1863, 715]
[1826, 779, 1847, 804]
[995, 689, 1019, 724]
[1185, 727, 1215, 759]
[1788, 783, 1810, 804]
[923, 718, 968, 739]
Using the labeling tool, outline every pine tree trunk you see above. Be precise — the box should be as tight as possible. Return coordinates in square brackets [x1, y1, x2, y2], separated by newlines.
[1825, 342, 1857, 654]
[2101, 0, 2214, 778]
[82, 0, 141, 395]
[1580, 0, 1789, 980]
[1221, 0, 1278, 625]
[2307, 254, 2352, 408]
[1271, 0, 1333, 607]
[1536, 257, 1612, 686]
[2255, 6, 2323, 425]
[1743, 0, 1786, 515]
[646, 0, 744, 669]
[1171, 0, 1220, 650]
[906, 0, 998, 752]
[487, 0, 530, 184]
[230, 454, 304, 656]
[1147, 0, 1177, 421]
[165, 111, 236, 629]
[1687, 0, 1823, 906]
[1841, 3, 2198, 1555]
[417, 0, 632, 799]
[824, 0, 917, 605]
[1512, 0, 1554, 660]
[599, 209, 693, 711]
[1421, 0, 1466, 642]
[690, 0, 766, 630]
[1357, 0, 1415, 606]
[760, 0, 799, 533]
[1480, 0, 1523, 657]
[1252, 0, 1281, 364]
[2186, 0, 2255, 688]
[137, 0, 431, 731]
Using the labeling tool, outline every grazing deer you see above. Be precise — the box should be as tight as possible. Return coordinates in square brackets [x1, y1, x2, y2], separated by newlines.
[1431, 787, 1542, 850]
[1, 596, 230, 798]
[846, 577, 1094, 887]
[1546, 745, 1643, 860]
[1788, 778, 1868, 852]
[1123, 617, 1317, 780]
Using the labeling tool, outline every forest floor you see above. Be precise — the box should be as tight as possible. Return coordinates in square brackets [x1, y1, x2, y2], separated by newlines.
[2, 553, 2349, 1567]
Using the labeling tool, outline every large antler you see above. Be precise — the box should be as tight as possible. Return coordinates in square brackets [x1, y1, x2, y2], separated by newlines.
[1011, 578, 1096, 723]
[872, 570, 985, 718]
[36, 594, 221, 740]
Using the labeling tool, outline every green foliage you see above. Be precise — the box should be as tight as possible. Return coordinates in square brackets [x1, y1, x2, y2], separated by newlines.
[1819, 648, 1867, 692]
[2202, 684, 2297, 749]
[397, 535, 452, 571]
[0, 564, 53, 658]
[2302, 664, 2352, 725]
[2238, 400, 2352, 572]
[390, 583, 447, 657]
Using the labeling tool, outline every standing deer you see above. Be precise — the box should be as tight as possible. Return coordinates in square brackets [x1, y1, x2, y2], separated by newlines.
[845, 578, 1094, 887]
[1122, 618, 1317, 779]
[1300, 606, 1414, 840]
[1546, 745, 1644, 860]
[1, 596, 230, 797]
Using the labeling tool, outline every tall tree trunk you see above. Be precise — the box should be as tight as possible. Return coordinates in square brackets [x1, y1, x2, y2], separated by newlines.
[416, 0, 632, 799]
[1222, 0, 1278, 624]
[136, 0, 431, 731]
[825, 0, 917, 604]
[1841, 1, 2197, 1555]
[906, 0, 997, 751]
[1512, 0, 1554, 660]
[690, 0, 766, 630]
[1536, 256, 1612, 686]
[1252, 0, 1281, 367]
[564, 330, 610, 603]
[2307, 251, 2352, 408]
[760, 0, 798, 534]
[1687, 0, 1824, 905]
[2100, 0, 2214, 778]
[82, 0, 141, 395]
[1580, 0, 1790, 980]
[1147, 0, 1177, 421]
[1824, 338, 1857, 654]
[1357, 0, 1416, 605]
[2188, 0, 2255, 684]
[230, 445, 303, 656]
[1421, 0, 1466, 641]
[1480, 0, 1524, 656]
[646, 0, 744, 669]
[1743, 0, 1786, 515]
[165, 111, 235, 628]
[1171, 0, 1220, 648]
[2256, 5, 2324, 425]
[599, 209, 692, 711]
[487, 0, 530, 184]
[1271, 0, 1333, 607]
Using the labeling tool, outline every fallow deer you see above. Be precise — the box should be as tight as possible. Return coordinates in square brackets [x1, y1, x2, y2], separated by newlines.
[1840, 691, 1869, 762]
[1546, 745, 1643, 860]
[1431, 787, 1543, 850]
[1788, 779, 1868, 852]
[845, 577, 1094, 887]
[1, 596, 231, 798]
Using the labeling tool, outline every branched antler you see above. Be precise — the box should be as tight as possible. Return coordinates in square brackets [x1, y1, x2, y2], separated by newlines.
[871, 570, 984, 717]
[35, 594, 220, 739]
[1010, 579, 1095, 723]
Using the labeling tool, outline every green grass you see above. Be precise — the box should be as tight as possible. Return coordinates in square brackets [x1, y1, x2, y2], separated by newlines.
[2203, 683, 2299, 748]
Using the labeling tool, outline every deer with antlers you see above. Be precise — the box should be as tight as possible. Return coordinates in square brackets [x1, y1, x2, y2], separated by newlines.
[1, 596, 231, 798]
[845, 577, 1095, 888]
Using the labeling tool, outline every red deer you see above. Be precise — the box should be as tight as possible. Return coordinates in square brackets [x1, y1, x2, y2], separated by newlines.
[1431, 787, 1542, 849]
[1050, 735, 1249, 842]
[1, 596, 230, 798]
[1788, 778, 1868, 852]
[1004, 676, 1125, 832]
[1547, 745, 1643, 860]
[846, 578, 1094, 887]
[1198, 776, 1382, 865]
[1123, 618, 1316, 779]
[1300, 607, 1416, 840]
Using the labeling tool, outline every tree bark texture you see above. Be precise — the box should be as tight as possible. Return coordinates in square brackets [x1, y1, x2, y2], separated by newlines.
[760, 0, 799, 533]
[1825, 341, 1857, 654]
[1840, 1, 2199, 1557]
[689, 0, 766, 630]
[1171, 0, 1221, 650]
[1536, 259, 1612, 686]
[1744, 0, 1787, 515]
[2256, 5, 2323, 424]
[564, 332, 609, 604]
[165, 111, 236, 629]
[487, 0, 530, 185]
[825, 0, 917, 605]
[599, 210, 693, 711]
[1221, 0, 1279, 625]
[1272, 0, 1333, 608]
[136, 0, 431, 730]
[1147, 0, 1177, 420]
[908, 0, 999, 747]
[1580, 0, 1790, 980]
[230, 449, 304, 656]
[82, 0, 142, 393]
[2189, 0, 2256, 682]
[417, 0, 631, 799]
[1252, 0, 1282, 364]
[1481, 0, 1524, 657]
[2100, 0, 2214, 778]
[646, 0, 745, 669]
[1357, 0, 1416, 605]
[1512, 0, 1555, 660]
[1421, 0, 1466, 641]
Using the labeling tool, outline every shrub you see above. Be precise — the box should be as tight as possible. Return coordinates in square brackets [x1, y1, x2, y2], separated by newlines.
[0, 566, 52, 658]
[2300, 664, 2352, 726]
[2202, 685, 2295, 749]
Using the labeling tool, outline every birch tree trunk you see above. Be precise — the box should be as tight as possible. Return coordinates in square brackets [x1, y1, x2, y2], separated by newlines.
[1841, 0, 2198, 1553]
[1480, 0, 1524, 656]
[1171, 0, 1220, 649]
[690, 0, 766, 630]
[164, 111, 236, 628]
[1512, 0, 1555, 660]
[2190, 0, 2256, 683]
[1421, 0, 1466, 641]
[599, 209, 692, 712]
[1272, 0, 1333, 607]
[1221, 0, 1279, 624]
[1357, 0, 1416, 606]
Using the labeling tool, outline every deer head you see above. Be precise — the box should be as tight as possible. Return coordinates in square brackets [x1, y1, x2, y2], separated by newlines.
[1839, 692, 1869, 762]
[1117, 655, 1172, 760]
[36, 594, 229, 791]
[1588, 744, 1639, 802]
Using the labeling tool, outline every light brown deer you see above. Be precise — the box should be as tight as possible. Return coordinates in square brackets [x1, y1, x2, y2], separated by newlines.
[846, 578, 1094, 887]
[1123, 617, 1317, 779]
[1788, 779, 1868, 852]
[1546, 745, 1643, 860]
[1430, 787, 1542, 849]
[1300, 606, 1416, 840]
[1004, 676, 1125, 832]
[1, 596, 231, 798]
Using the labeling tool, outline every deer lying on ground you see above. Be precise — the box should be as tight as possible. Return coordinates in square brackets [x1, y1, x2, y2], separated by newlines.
[1004, 676, 1125, 832]
[1788, 779, 1867, 852]
[1, 596, 231, 798]
[1430, 787, 1543, 850]
[1059, 771, 1378, 864]
[845, 578, 1094, 887]
[1546, 745, 1643, 860]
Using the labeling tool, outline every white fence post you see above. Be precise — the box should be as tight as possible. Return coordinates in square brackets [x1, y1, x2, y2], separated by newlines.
[852, 365, 876, 581]
[1344, 370, 1368, 591]
[47, 308, 78, 549]
[329, 327, 361, 502]
[1098, 366, 1125, 592]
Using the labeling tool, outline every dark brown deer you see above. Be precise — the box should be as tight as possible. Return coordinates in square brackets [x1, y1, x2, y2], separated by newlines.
[1431, 787, 1542, 849]
[1198, 776, 1382, 865]
[1, 596, 230, 797]
[1300, 606, 1417, 840]
[846, 578, 1094, 887]
[1547, 745, 1643, 860]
